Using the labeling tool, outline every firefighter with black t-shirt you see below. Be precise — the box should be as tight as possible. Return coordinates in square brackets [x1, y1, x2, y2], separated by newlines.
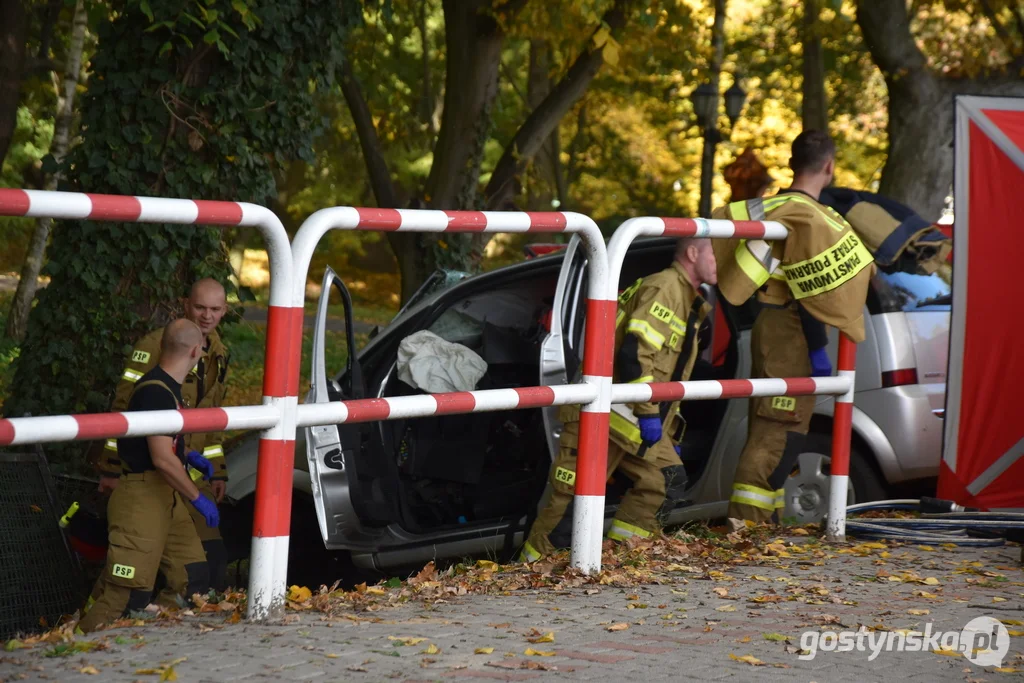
[78, 320, 218, 633]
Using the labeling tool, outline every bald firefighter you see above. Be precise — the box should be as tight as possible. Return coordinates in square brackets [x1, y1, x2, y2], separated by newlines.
[712, 131, 875, 527]
[521, 238, 717, 561]
[93, 278, 231, 589]
[78, 320, 217, 632]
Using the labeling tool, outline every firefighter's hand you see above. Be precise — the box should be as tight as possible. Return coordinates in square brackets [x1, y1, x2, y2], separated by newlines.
[211, 480, 226, 503]
[185, 450, 215, 481]
[190, 493, 220, 528]
[808, 347, 832, 377]
[638, 416, 662, 445]
[97, 475, 120, 495]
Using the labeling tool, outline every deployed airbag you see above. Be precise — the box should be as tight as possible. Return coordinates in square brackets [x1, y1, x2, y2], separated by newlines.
[397, 330, 488, 393]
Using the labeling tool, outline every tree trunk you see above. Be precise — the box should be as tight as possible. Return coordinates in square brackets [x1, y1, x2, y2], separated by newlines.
[801, 0, 828, 132]
[6, 0, 87, 342]
[0, 0, 29, 167]
[484, 0, 633, 210]
[417, 0, 436, 134]
[424, 0, 505, 210]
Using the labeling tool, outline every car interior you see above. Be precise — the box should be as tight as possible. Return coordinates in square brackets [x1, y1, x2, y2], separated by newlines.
[322, 240, 750, 542]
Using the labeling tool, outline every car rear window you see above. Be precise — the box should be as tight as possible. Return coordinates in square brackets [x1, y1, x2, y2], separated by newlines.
[868, 268, 952, 313]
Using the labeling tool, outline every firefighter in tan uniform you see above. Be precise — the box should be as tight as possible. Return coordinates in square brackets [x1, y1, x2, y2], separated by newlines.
[522, 238, 717, 561]
[92, 278, 231, 589]
[712, 131, 876, 527]
[78, 320, 217, 632]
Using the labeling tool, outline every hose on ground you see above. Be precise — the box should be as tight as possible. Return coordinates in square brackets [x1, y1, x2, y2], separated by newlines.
[841, 498, 1024, 547]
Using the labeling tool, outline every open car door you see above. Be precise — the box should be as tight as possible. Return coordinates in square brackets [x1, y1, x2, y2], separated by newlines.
[304, 266, 370, 549]
[540, 235, 588, 459]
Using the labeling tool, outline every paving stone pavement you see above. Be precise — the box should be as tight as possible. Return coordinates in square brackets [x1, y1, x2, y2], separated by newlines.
[3, 540, 1024, 682]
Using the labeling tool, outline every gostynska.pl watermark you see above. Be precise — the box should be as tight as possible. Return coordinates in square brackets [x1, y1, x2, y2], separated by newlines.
[799, 616, 1010, 667]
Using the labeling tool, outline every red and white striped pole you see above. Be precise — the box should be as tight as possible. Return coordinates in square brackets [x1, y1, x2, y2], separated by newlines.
[826, 334, 857, 542]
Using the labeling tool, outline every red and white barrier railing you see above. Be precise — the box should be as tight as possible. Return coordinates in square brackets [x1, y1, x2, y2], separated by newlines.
[0, 189, 295, 621]
[288, 207, 614, 577]
[604, 216, 858, 550]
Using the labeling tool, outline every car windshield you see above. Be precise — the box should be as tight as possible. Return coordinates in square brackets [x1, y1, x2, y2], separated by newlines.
[871, 268, 952, 312]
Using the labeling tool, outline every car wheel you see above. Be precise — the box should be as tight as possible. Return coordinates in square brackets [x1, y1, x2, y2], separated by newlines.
[782, 432, 887, 524]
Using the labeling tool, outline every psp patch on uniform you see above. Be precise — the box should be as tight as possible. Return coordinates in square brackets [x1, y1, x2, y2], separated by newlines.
[771, 396, 797, 412]
[554, 467, 576, 487]
[112, 563, 136, 580]
[131, 350, 151, 363]
[649, 301, 674, 323]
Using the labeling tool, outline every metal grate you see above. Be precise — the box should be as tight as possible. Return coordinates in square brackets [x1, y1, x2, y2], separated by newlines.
[0, 452, 86, 639]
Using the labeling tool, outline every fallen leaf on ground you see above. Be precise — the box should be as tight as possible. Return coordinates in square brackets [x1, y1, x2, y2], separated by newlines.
[527, 632, 555, 643]
[923, 577, 941, 586]
[716, 605, 737, 612]
[763, 633, 789, 642]
[994, 597, 1008, 603]
[160, 666, 178, 681]
[388, 636, 427, 646]
[791, 528, 809, 536]
[420, 644, 440, 655]
[933, 648, 961, 657]
[607, 623, 629, 632]
[347, 665, 368, 672]
[729, 654, 766, 666]
[80, 666, 100, 675]
[475, 647, 494, 655]
[908, 609, 930, 616]
[995, 667, 1022, 673]
[713, 588, 729, 597]
[524, 648, 555, 656]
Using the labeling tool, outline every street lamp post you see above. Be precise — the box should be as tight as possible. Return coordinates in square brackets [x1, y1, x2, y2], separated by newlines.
[692, 79, 748, 217]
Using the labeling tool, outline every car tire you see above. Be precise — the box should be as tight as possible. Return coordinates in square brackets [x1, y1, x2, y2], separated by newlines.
[783, 431, 887, 524]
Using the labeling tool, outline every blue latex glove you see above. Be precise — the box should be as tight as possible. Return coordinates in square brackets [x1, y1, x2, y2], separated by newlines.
[674, 445, 682, 456]
[809, 347, 832, 377]
[191, 494, 220, 527]
[185, 450, 214, 481]
[638, 416, 662, 444]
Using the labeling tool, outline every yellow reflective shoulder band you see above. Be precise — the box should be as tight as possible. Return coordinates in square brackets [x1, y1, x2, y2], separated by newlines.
[728, 200, 751, 221]
[628, 375, 654, 384]
[104, 439, 118, 452]
[734, 239, 772, 288]
[730, 483, 777, 511]
[203, 445, 224, 459]
[122, 368, 143, 383]
[615, 309, 625, 328]
[607, 519, 653, 541]
[626, 318, 666, 350]
[781, 231, 873, 300]
[765, 194, 849, 232]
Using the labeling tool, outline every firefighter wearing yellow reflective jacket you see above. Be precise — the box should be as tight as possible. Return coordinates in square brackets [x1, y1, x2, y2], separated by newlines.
[711, 131, 876, 527]
[521, 238, 716, 561]
[91, 278, 231, 589]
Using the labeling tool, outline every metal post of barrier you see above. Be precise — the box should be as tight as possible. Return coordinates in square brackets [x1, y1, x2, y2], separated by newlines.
[286, 207, 612, 583]
[0, 189, 295, 621]
[604, 215, 859, 541]
[826, 334, 857, 542]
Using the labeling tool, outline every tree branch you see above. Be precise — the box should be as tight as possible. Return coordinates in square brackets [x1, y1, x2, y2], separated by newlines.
[483, 0, 634, 209]
[339, 56, 400, 208]
[978, 0, 1021, 58]
[855, 0, 929, 79]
